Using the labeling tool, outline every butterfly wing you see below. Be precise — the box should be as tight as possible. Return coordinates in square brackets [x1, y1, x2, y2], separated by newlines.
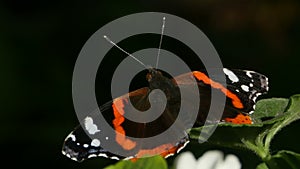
[62, 86, 189, 162]
[62, 87, 149, 162]
[173, 68, 269, 125]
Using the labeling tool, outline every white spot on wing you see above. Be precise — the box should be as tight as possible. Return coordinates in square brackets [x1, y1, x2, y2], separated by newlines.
[241, 85, 249, 92]
[165, 153, 174, 158]
[124, 156, 134, 160]
[83, 144, 89, 148]
[98, 153, 108, 158]
[88, 154, 97, 158]
[91, 139, 101, 147]
[249, 83, 253, 87]
[84, 116, 100, 135]
[111, 156, 120, 160]
[252, 96, 257, 102]
[176, 140, 190, 153]
[252, 91, 262, 102]
[246, 71, 253, 78]
[264, 77, 269, 91]
[71, 157, 78, 161]
[256, 93, 262, 98]
[223, 68, 239, 83]
[65, 134, 76, 142]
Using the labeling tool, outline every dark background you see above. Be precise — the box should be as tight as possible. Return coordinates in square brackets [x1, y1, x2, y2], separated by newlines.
[1, 0, 300, 168]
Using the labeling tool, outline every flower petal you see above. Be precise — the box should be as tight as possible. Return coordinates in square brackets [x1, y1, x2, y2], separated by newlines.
[175, 152, 197, 169]
[216, 154, 241, 169]
[196, 150, 223, 169]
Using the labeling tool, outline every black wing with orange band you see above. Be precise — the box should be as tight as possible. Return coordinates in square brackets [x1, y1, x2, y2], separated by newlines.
[62, 68, 269, 162]
[62, 86, 189, 162]
[174, 69, 268, 125]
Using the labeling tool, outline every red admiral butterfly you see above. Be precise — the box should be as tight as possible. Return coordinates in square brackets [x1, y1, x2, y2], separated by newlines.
[62, 67, 268, 162]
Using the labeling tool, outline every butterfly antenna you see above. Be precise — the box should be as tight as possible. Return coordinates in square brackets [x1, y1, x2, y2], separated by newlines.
[103, 35, 148, 69]
[155, 17, 166, 69]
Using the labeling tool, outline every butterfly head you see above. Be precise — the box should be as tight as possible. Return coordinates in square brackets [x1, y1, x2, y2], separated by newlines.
[146, 68, 164, 82]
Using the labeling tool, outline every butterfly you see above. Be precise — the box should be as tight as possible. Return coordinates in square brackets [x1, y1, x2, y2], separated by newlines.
[62, 67, 268, 162]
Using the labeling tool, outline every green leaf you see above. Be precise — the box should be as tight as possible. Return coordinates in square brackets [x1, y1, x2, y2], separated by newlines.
[189, 95, 300, 160]
[104, 156, 168, 169]
[262, 150, 300, 169]
[256, 163, 269, 169]
[189, 123, 263, 149]
[251, 98, 289, 123]
[263, 95, 300, 153]
[190, 97, 290, 133]
[189, 97, 290, 149]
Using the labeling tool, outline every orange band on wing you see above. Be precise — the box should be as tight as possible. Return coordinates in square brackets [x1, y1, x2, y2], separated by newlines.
[224, 113, 252, 124]
[112, 98, 137, 150]
[128, 143, 178, 162]
[193, 71, 244, 109]
[136, 143, 175, 158]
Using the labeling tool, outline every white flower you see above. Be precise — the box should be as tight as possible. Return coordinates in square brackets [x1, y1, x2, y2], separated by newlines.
[175, 150, 241, 169]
